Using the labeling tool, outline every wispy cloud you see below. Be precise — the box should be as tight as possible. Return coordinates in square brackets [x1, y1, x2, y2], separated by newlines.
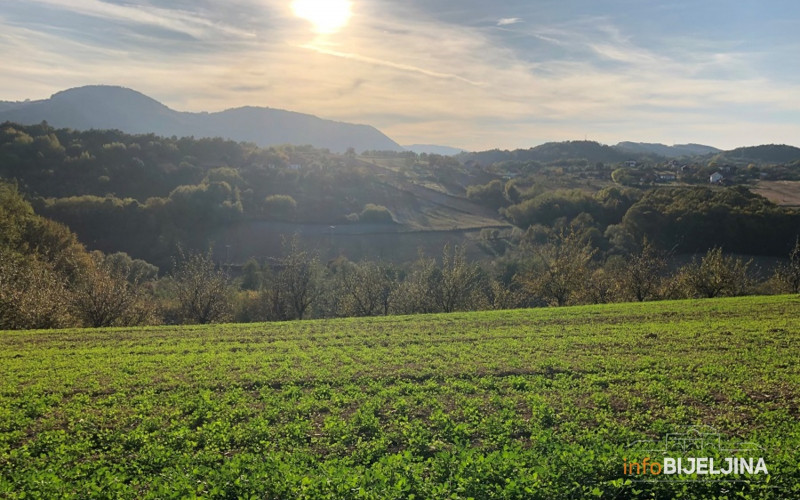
[497, 18, 523, 26]
[1, 0, 799, 149]
[299, 42, 485, 87]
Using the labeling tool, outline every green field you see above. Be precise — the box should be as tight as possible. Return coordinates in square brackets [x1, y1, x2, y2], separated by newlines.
[2, 296, 799, 498]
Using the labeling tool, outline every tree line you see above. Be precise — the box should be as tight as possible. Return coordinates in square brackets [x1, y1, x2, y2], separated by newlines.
[4, 178, 799, 330]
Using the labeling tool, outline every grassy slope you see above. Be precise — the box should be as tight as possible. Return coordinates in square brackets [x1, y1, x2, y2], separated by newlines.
[753, 181, 800, 207]
[1, 296, 799, 498]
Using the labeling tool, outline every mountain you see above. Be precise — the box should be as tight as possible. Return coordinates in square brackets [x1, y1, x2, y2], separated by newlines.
[403, 144, 466, 156]
[614, 142, 721, 158]
[0, 86, 402, 153]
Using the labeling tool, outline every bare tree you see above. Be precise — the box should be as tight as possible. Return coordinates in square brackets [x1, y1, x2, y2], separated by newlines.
[774, 237, 800, 293]
[517, 229, 597, 306]
[170, 249, 232, 324]
[391, 253, 439, 314]
[260, 266, 291, 321]
[432, 244, 483, 313]
[277, 236, 322, 320]
[580, 268, 617, 305]
[72, 254, 158, 327]
[679, 247, 752, 298]
[72, 260, 136, 327]
[0, 251, 72, 330]
[339, 260, 398, 317]
[620, 238, 667, 302]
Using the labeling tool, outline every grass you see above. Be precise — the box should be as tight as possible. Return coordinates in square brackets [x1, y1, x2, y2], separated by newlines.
[753, 180, 800, 207]
[1, 296, 799, 498]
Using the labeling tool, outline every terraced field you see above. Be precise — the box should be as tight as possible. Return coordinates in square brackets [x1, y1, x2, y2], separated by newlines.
[2, 296, 799, 498]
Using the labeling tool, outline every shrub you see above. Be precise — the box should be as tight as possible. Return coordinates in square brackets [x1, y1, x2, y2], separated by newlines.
[359, 204, 394, 224]
[263, 194, 297, 220]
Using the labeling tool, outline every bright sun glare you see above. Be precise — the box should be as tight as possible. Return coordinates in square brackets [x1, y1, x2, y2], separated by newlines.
[291, 0, 352, 35]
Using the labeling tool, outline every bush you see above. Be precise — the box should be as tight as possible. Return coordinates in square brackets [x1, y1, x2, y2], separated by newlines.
[359, 204, 394, 224]
[0, 251, 73, 330]
[675, 247, 753, 298]
[263, 194, 297, 220]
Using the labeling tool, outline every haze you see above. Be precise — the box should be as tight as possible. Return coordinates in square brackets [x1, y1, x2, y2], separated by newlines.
[2, 0, 800, 150]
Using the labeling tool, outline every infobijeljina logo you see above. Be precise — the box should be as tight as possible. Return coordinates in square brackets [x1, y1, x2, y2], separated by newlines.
[624, 425, 769, 483]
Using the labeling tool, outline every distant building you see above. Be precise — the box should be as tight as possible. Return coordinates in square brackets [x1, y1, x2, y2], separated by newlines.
[657, 172, 677, 182]
[710, 172, 724, 184]
[625, 160, 638, 167]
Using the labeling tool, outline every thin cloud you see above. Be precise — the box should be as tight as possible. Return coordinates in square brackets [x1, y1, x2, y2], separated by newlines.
[16, 0, 255, 41]
[1, 0, 799, 150]
[497, 18, 523, 26]
[299, 43, 485, 87]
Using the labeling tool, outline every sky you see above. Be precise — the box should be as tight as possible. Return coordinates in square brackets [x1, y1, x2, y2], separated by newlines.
[1, 0, 800, 151]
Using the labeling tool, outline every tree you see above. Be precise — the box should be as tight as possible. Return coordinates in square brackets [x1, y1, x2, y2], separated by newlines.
[263, 194, 297, 221]
[466, 180, 507, 209]
[580, 268, 617, 305]
[774, 237, 800, 293]
[276, 236, 322, 320]
[611, 168, 635, 186]
[517, 229, 597, 306]
[0, 250, 73, 330]
[240, 258, 262, 291]
[359, 204, 394, 224]
[71, 255, 157, 328]
[619, 238, 667, 302]
[431, 244, 483, 313]
[679, 247, 752, 298]
[338, 260, 398, 316]
[391, 253, 439, 314]
[170, 249, 232, 324]
[103, 252, 159, 283]
[72, 260, 136, 327]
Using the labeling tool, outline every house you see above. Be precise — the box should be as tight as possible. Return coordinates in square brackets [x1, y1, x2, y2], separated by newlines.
[710, 172, 724, 184]
[657, 172, 677, 182]
[625, 160, 638, 168]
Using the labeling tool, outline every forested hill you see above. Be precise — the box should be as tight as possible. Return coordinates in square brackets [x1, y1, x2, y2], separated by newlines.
[718, 144, 800, 164]
[0, 86, 402, 153]
[614, 142, 721, 158]
[0, 122, 509, 268]
[463, 141, 635, 166]
[462, 141, 800, 166]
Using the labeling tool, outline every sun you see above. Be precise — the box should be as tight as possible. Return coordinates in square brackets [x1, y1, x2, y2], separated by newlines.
[292, 0, 352, 35]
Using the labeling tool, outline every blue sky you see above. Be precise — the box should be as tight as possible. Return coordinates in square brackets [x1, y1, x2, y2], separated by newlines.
[2, 0, 799, 150]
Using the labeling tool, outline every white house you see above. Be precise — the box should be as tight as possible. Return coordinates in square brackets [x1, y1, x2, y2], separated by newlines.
[657, 172, 677, 182]
[710, 172, 724, 184]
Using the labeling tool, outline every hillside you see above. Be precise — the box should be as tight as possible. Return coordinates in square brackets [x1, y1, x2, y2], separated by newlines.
[0, 86, 402, 153]
[403, 144, 466, 156]
[0, 123, 508, 266]
[614, 141, 721, 158]
[720, 144, 800, 164]
[464, 140, 635, 166]
[1, 296, 798, 497]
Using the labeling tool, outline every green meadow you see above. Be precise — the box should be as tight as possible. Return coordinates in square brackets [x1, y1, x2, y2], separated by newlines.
[2, 296, 799, 498]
